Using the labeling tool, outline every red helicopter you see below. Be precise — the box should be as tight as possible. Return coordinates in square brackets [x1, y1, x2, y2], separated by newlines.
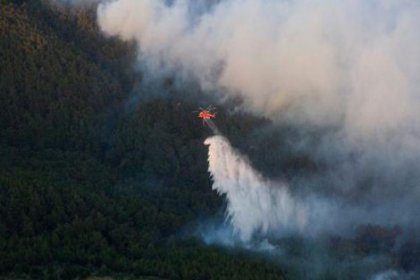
[195, 105, 216, 124]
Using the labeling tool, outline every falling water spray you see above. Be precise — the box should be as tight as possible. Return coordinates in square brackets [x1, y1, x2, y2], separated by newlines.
[204, 135, 337, 242]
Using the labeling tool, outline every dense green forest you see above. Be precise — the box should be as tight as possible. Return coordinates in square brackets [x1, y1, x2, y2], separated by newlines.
[0, 0, 287, 279]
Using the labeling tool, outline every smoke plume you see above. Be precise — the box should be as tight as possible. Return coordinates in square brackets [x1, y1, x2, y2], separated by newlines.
[97, 0, 420, 136]
[94, 0, 420, 276]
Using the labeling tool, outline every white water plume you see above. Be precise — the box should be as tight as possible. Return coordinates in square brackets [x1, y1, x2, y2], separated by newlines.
[205, 135, 335, 242]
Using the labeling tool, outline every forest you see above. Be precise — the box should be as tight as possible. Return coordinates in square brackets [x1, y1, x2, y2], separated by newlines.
[0, 0, 287, 279]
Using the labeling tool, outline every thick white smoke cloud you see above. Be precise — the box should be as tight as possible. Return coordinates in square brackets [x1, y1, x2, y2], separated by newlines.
[97, 0, 420, 138]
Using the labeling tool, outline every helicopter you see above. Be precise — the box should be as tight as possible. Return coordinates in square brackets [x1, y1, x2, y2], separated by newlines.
[194, 105, 216, 124]
[194, 105, 220, 134]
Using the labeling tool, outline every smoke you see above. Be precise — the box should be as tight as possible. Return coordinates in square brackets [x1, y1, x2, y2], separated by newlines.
[96, 0, 420, 134]
[203, 134, 416, 241]
[203, 134, 420, 278]
[96, 0, 420, 210]
[202, 134, 419, 278]
[93, 0, 420, 276]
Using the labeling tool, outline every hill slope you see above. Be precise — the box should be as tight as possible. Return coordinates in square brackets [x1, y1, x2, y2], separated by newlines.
[0, 1, 285, 279]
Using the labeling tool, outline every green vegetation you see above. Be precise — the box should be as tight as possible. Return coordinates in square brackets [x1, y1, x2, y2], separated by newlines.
[0, 1, 285, 279]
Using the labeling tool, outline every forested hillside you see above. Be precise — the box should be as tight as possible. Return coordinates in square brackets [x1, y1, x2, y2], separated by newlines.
[0, 1, 286, 279]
